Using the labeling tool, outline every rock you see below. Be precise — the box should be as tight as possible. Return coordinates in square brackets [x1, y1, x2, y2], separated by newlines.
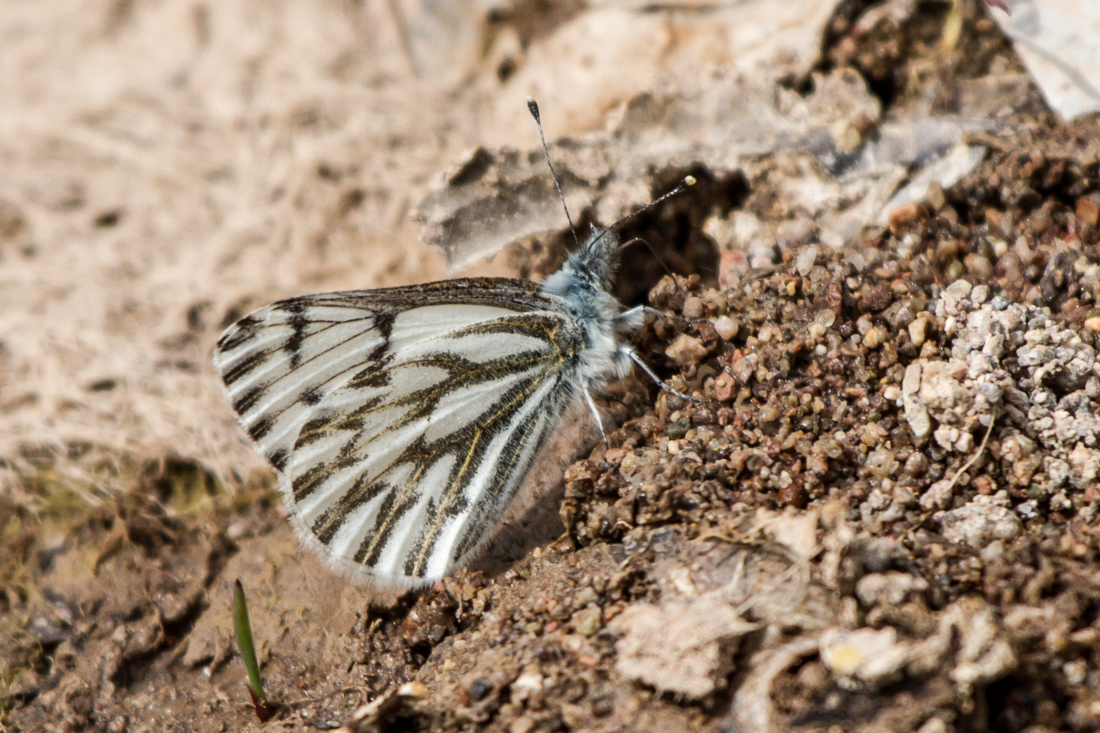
[965, 254, 994, 278]
[649, 275, 686, 311]
[511, 665, 544, 700]
[865, 447, 898, 478]
[819, 627, 910, 685]
[888, 201, 928, 236]
[665, 333, 708, 365]
[862, 327, 885, 349]
[153, 580, 206, 624]
[858, 282, 893, 313]
[713, 315, 739, 340]
[938, 493, 1023, 548]
[1076, 193, 1100, 227]
[907, 598, 1016, 696]
[856, 572, 929, 607]
[571, 606, 602, 637]
[1047, 458, 1071, 488]
[904, 452, 929, 476]
[609, 595, 757, 699]
[902, 363, 932, 439]
[808, 308, 836, 338]
[920, 479, 955, 511]
[714, 371, 736, 401]
[883, 298, 919, 329]
[683, 296, 704, 319]
[933, 424, 961, 451]
[944, 279, 972, 301]
[1068, 443, 1100, 487]
[901, 359, 975, 448]
[795, 245, 818, 276]
[945, 599, 1017, 694]
[730, 352, 759, 384]
[909, 317, 928, 346]
[753, 507, 819, 560]
[918, 718, 948, 733]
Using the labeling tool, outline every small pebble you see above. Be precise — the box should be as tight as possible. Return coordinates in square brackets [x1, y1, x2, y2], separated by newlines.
[935, 239, 961, 264]
[908, 318, 927, 346]
[945, 279, 972, 300]
[904, 452, 928, 477]
[666, 334, 708, 365]
[862, 327, 884, 349]
[1076, 194, 1100, 227]
[888, 201, 927, 236]
[858, 282, 893, 313]
[809, 309, 836, 338]
[713, 316, 739, 340]
[701, 289, 727, 314]
[714, 372, 736, 401]
[796, 246, 819, 276]
[965, 254, 993, 278]
[866, 447, 898, 477]
[572, 607, 602, 637]
[926, 181, 946, 210]
[682, 297, 704, 319]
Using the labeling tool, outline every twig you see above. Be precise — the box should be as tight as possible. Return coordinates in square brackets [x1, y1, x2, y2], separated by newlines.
[942, 409, 998, 496]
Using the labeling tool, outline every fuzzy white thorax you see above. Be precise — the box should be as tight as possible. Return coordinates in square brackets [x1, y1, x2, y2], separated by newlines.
[541, 227, 636, 391]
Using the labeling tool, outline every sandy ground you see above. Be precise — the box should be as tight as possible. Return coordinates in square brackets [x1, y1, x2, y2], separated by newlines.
[5, 1, 1100, 732]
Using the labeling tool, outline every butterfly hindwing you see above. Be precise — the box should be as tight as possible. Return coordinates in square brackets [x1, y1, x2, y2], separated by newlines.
[215, 292, 395, 473]
[214, 279, 584, 586]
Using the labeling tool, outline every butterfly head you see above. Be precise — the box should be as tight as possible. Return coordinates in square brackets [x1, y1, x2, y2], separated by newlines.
[570, 226, 620, 289]
[562, 175, 698, 292]
[540, 226, 622, 309]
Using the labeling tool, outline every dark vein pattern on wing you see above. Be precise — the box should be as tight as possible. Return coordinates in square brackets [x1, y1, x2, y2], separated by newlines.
[286, 311, 583, 581]
[215, 298, 390, 465]
[212, 281, 556, 475]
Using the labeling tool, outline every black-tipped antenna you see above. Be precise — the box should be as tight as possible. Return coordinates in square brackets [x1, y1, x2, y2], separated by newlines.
[527, 97, 580, 250]
[590, 175, 698, 249]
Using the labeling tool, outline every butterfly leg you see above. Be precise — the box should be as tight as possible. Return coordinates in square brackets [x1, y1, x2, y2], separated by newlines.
[582, 385, 609, 443]
[619, 346, 705, 404]
[617, 304, 709, 326]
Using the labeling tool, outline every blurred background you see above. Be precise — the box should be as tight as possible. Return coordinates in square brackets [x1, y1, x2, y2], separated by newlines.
[0, 0, 1078, 485]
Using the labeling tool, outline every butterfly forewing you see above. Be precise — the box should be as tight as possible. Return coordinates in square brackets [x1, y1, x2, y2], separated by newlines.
[213, 279, 584, 586]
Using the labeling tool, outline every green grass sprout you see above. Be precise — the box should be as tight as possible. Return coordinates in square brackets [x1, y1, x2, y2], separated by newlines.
[233, 579, 272, 722]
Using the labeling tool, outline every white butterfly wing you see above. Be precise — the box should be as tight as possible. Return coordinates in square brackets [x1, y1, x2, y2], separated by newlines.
[213, 279, 584, 587]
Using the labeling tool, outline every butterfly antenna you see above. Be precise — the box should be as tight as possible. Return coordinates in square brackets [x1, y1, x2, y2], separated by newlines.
[527, 97, 580, 250]
[612, 175, 697, 234]
[622, 237, 674, 277]
[589, 175, 698, 250]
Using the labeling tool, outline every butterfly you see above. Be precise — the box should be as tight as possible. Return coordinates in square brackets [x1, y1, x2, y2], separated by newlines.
[212, 99, 696, 589]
